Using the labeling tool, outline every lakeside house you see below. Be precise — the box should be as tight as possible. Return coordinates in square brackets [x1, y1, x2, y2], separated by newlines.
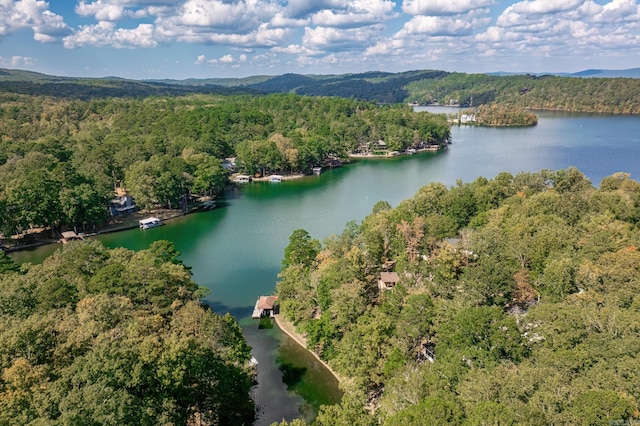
[378, 271, 400, 291]
[252, 296, 279, 319]
[460, 114, 477, 124]
[109, 187, 136, 217]
[222, 157, 237, 172]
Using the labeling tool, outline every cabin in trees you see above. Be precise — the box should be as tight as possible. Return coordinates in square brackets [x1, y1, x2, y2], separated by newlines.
[252, 296, 279, 319]
[378, 272, 400, 291]
[109, 187, 136, 217]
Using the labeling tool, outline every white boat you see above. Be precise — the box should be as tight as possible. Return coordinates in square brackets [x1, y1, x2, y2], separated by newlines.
[312, 167, 322, 175]
[269, 175, 283, 183]
[234, 174, 251, 183]
[139, 217, 162, 229]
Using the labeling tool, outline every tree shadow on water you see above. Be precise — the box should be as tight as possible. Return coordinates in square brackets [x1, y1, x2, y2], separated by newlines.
[258, 317, 274, 329]
[277, 361, 307, 388]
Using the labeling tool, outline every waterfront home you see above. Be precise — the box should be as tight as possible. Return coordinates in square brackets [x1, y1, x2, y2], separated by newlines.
[252, 296, 279, 318]
[139, 217, 162, 229]
[109, 188, 136, 216]
[460, 114, 477, 123]
[378, 271, 400, 291]
[222, 157, 237, 172]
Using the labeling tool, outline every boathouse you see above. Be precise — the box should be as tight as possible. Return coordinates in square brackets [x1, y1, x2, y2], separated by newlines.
[252, 296, 279, 318]
[60, 231, 84, 244]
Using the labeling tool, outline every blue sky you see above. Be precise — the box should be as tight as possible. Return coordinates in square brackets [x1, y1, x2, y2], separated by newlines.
[0, 0, 638, 79]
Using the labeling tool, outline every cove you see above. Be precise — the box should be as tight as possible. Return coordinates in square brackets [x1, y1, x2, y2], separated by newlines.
[10, 109, 640, 424]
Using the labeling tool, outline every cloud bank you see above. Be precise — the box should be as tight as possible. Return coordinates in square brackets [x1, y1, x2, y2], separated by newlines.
[1, 0, 639, 75]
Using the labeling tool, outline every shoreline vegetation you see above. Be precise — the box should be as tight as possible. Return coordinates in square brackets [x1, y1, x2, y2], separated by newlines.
[273, 314, 344, 385]
[3, 144, 447, 254]
[1, 207, 196, 253]
[0, 93, 451, 253]
[275, 169, 640, 424]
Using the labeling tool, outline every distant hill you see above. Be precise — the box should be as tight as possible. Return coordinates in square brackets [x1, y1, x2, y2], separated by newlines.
[152, 70, 450, 103]
[569, 68, 640, 78]
[1, 67, 639, 113]
[487, 68, 640, 78]
[0, 68, 257, 100]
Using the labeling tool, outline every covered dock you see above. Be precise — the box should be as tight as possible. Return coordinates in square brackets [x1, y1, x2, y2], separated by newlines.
[252, 295, 279, 319]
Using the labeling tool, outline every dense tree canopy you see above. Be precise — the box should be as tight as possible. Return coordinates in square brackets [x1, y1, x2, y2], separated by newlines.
[0, 93, 449, 236]
[277, 168, 640, 425]
[0, 240, 255, 425]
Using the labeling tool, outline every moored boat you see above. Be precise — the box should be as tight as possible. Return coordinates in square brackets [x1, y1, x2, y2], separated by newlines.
[139, 217, 163, 229]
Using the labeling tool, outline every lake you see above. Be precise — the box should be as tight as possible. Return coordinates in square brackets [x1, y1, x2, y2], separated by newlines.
[10, 108, 640, 425]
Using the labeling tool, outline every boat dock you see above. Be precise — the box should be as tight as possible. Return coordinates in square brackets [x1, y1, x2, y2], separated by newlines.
[252, 295, 279, 319]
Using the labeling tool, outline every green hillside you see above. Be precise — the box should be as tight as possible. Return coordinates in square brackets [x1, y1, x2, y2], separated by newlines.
[2, 68, 639, 113]
[277, 168, 640, 425]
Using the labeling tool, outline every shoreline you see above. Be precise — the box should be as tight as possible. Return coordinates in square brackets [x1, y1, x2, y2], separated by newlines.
[2, 207, 197, 254]
[348, 145, 443, 159]
[273, 314, 344, 385]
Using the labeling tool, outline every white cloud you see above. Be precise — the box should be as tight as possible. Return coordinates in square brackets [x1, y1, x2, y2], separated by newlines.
[286, 0, 349, 19]
[507, 0, 584, 15]
[302, 25, 381, 51]
[270, 13, 310, 28]
[0, 55, 35, 67]
[0, 0, 71, 42]
[76, 2, 126, 21]
[364, 37, 407, 56]
[578, 0, 640, 23]
[64, 22, 158, 48]
[164, 23, 289, 48]
[63, 21, 116, 48]
[170, 0, 251, 28]
[2, 0, 640, 77]
[75, 1, 177, 20]
[113, 24, 157, 47]
[194, 52, 250, 66]
[402, 0, 496, 16]
[311, 0, 397, 28]
[400, 15, 490, 36]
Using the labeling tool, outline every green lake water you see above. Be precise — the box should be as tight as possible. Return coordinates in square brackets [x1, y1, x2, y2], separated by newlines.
[10, 109, 640, 425]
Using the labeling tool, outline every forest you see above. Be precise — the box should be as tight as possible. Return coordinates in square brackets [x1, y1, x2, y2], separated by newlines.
[276, 168, 640, 425]
[0, 93, 449, 238]
[0, 240, 256, 424]
[3, 67, 640, 115]
[405, 72, 640, 114]
[465, 104, 539, 127]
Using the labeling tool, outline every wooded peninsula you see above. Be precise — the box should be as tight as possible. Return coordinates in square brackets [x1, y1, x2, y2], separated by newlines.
[0, 93, 449, 242]
[276, 168, 640, 425]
